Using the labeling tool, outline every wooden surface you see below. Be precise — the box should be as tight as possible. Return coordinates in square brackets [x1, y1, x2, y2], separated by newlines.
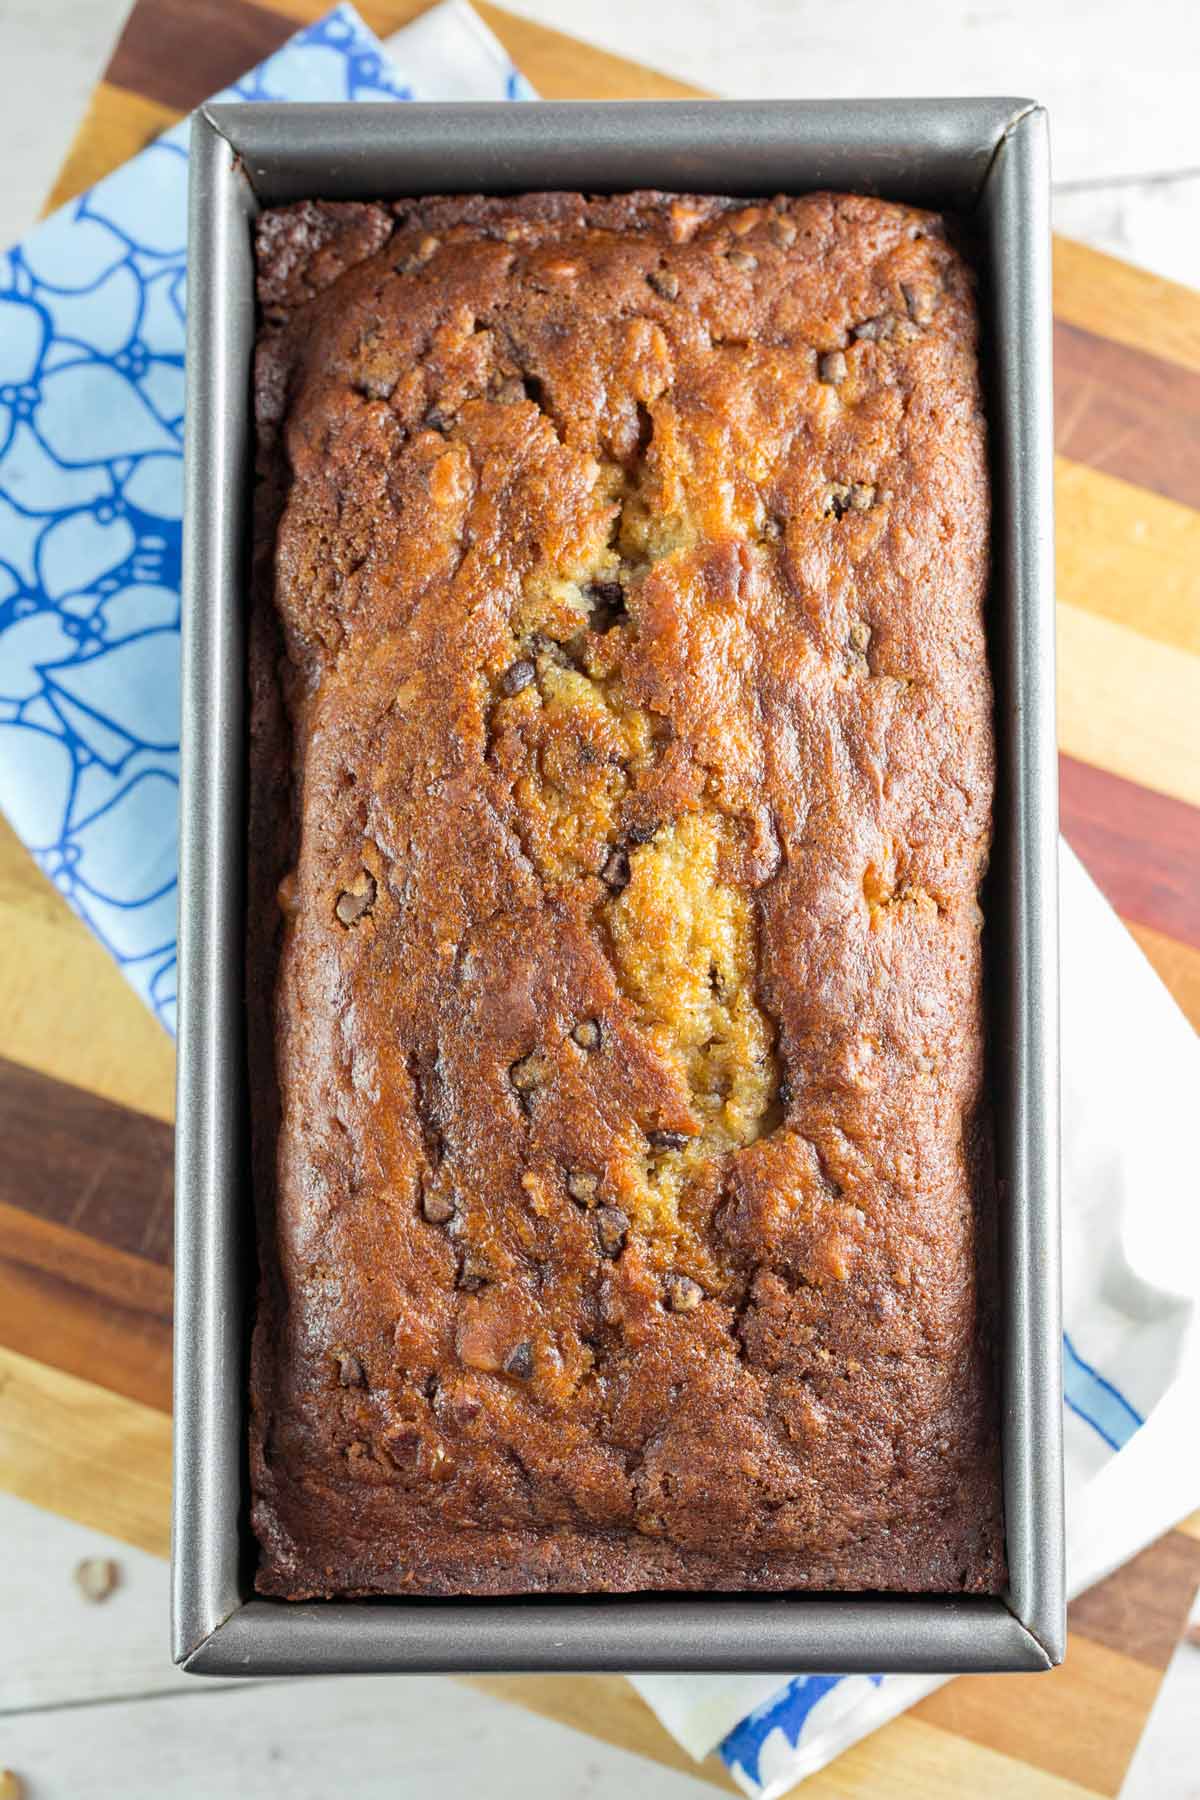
[2, 0, 1199, 1794]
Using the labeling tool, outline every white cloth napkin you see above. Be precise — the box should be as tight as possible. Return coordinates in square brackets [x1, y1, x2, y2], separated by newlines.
[635, 842, 1200, 1796]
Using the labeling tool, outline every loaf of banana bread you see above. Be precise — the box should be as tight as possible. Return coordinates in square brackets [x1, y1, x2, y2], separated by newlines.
[248, 189, 1004, 1598]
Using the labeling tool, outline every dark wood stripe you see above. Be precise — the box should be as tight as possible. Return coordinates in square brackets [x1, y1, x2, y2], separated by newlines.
[1069, 1530, 1200, 1670]
[106, 0, 295, 113]
[0, 1256, 172, 1414]
[1055, 320, 1200, 511]
[0, 1056, 173, 1267]
[0, 1200, 173, 1316]
[1060, 754, 1200, 951]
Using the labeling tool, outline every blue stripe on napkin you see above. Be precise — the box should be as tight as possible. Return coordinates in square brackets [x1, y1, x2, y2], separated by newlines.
[721, 1673, 885, 1791]
[1064, 1329, 1144, 1450]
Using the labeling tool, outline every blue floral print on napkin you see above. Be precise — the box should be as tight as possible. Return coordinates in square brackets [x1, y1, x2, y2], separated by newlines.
[0, 2, 528, 1035]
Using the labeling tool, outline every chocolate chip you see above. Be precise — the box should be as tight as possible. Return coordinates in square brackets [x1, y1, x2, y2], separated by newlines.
[853, 314, 895, 343]
[648, 1129, 689, 1152]
[424, 406, 453, 433]
[848, 483, 876, 513]
[572, 1018, 603, 1052]
[726, 249, 758, 271]
[503, 1341, 534, 1379]
[358, 372, 395, 401]
[421, 1189, 456, 1225]
[332, 1349, 366, 1388]
[778, 1073, 794, 1109]
[457, 1254, 489, 1292]
[500, 658, 536, 696]
[627, 820, 660, 845]
[74, 1557, 119, 1603]
[587, 581, 627, 631]
[824, 484, 852, 521]
[817, 350, 847, 385]
[567, 1170, 600, 1206]
[600, 846, 631, 892]
[648, 268, 679, 299]
[663, 1272, 703, 1312]
[595, 1206, 629, 1257]
[335, 875, 376, 926]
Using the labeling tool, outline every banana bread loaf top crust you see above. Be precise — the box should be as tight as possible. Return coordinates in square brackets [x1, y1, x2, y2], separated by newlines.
[248, 189, 1004, 1599]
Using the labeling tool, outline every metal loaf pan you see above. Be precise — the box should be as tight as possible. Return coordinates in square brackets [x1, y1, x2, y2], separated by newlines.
[175, 99, 1062, 1675]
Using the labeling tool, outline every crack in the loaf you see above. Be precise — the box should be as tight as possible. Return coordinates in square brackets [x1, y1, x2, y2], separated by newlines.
[598, 811, 783, 1185]
[406, 1049, 444, 1170]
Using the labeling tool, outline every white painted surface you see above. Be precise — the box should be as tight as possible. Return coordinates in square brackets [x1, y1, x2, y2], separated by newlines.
[1, 0, 1198, 1792]
[1120, 1584, 1200, 1800]
[4, 0, 132, 247]
[0, 1496, 710, 1799]
[0, 1494, 229, 1712]
[3, 1671, 716, 1800]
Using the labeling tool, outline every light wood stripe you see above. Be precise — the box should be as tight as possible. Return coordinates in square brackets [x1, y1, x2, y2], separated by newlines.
[1057, 601, 1200, 811]
[1057, 457, 1200, 659]
[1127, 923, 1200, 1034]
[796, 1714, 1102, 1800]
[0, 818, 175, 1124]
[0, 1347, 171, 1557]
[1178, 1510, 1200, 1544]
[1054, 237, 1200, 379]
[914, 1634, 1159, 1798]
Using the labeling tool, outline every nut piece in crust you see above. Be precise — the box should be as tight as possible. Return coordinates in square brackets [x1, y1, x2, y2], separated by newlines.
[421, 1188, 457, 1225]
[335, 875, 376, 926]
[663, 1273, 704, 1313]
[567, 1170, 601, 1206]
[331, 1349, 366, 1388]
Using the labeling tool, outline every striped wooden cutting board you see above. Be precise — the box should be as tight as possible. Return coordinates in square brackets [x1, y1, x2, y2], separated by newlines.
[2, 0, 1198, 1793]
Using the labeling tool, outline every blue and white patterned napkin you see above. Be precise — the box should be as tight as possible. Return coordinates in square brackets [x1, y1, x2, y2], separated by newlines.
[0, 0, 530, 1034]
[2, 13, 1197, 1791]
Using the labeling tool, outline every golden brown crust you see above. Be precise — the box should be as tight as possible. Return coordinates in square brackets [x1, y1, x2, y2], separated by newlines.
[248, 190, 1004, 1599]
